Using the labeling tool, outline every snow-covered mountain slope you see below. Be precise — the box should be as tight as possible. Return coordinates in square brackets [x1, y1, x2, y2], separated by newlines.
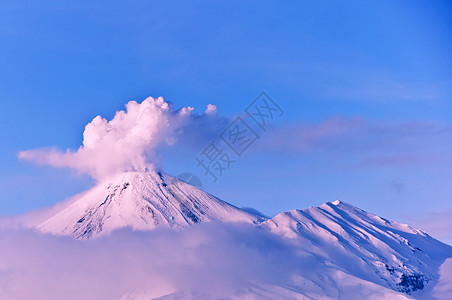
[262, 200, 452, 297]
[37, 171, 261, 239]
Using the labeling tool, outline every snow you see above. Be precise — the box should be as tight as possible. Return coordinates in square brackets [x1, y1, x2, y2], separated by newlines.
[332, 200, 342, 206]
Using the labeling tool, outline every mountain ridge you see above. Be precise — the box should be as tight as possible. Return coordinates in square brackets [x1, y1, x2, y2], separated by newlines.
[262, 200, 452, 296]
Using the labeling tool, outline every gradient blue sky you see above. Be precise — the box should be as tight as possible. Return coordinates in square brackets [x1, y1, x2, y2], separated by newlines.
[1, 1, 451, 240]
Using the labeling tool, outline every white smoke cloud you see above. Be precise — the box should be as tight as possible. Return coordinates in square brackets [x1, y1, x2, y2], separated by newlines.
[18, 97, 219, 181]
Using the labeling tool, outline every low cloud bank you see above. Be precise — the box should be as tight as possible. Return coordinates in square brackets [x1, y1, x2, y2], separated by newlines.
[0, 223, 301, 300]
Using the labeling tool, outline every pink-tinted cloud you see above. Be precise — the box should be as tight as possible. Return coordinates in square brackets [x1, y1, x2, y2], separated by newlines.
[258, 116, 452, 167]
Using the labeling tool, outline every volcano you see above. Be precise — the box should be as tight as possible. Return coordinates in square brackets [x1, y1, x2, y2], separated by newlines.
[37, 171, 260, 239]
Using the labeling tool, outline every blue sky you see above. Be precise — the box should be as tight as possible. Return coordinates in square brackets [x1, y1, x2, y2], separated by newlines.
[0, 1, 451, 240]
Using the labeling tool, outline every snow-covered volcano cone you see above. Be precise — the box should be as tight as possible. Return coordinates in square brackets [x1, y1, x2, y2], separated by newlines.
[37, 171, 261, 239]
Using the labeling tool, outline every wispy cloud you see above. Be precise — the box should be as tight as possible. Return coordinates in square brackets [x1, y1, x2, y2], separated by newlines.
[258, 116, 452, 167]
[339, 79, 451, 102]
